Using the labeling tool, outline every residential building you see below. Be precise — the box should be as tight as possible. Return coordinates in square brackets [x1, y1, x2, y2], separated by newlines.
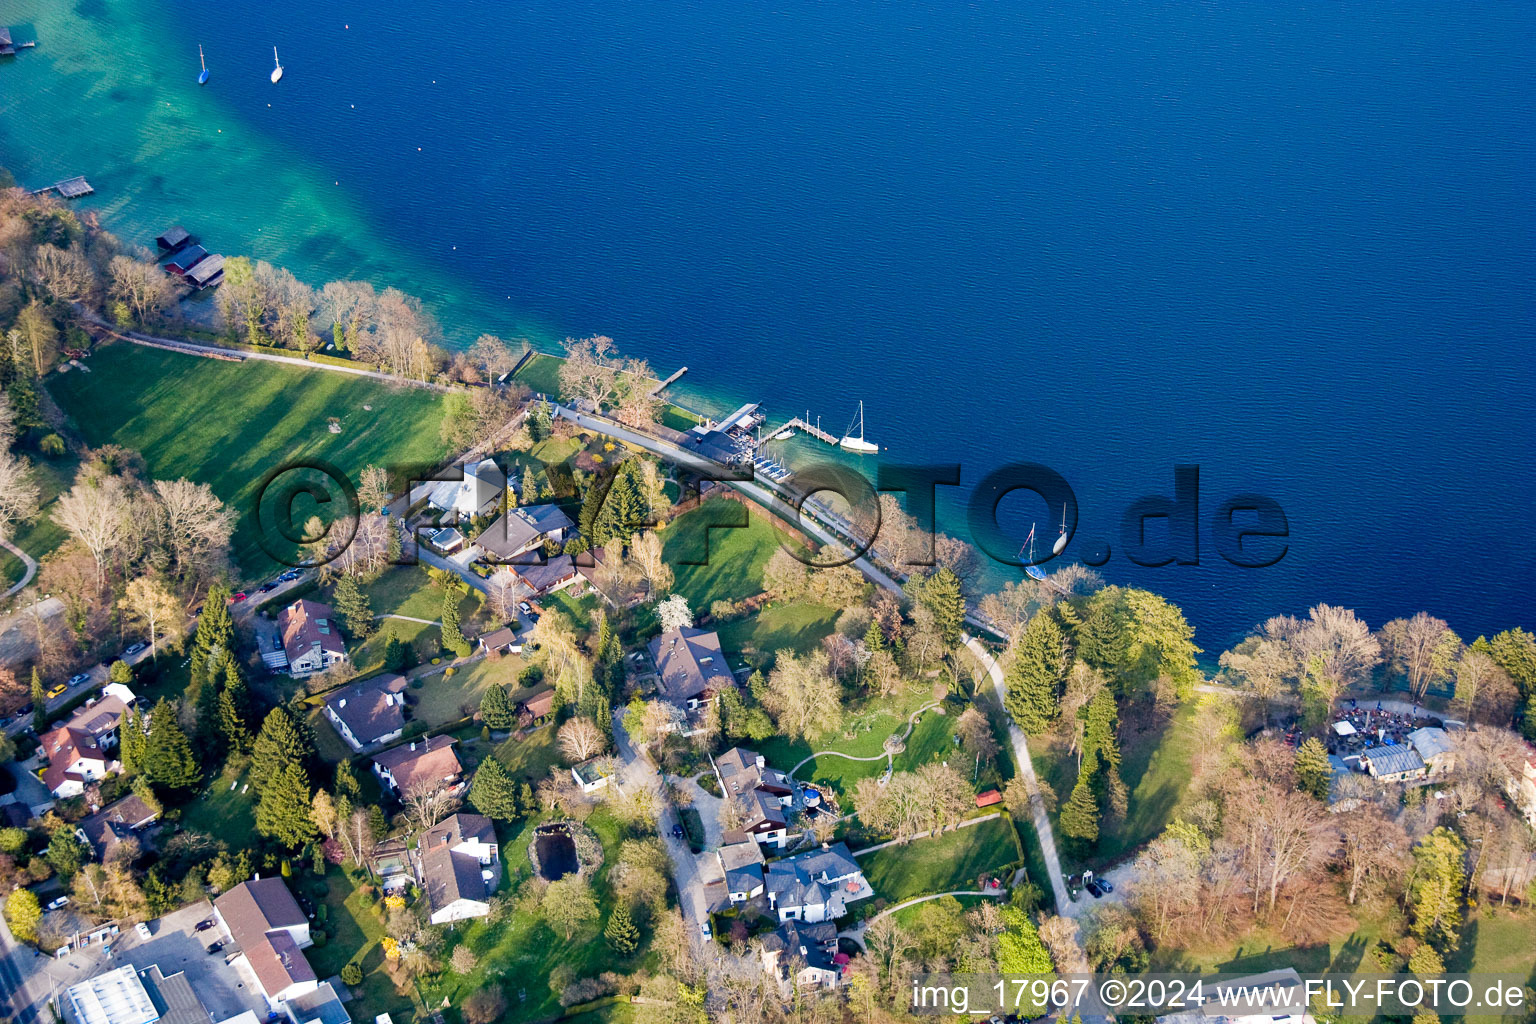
[1407, 727, 1456, 777]
[477, 626, 520, 656]
[39, 685, 137, 798]
[477, 504, 574, 562]
[214, 878, 318, 1007]
[417, 812, 500, 924]
[717, 839, 766, 903]
[1158, 969, 1310, 1024]
[509, 554, 578, 597]
[371, 736, 463, 797]
[323, 674, 408, 752]
[76, 792, 160, 860]
[649, 627, 737, 712]
[763, 843, 872, 923]
[1360, 743, 1426, 782]
[713, 747, 795, 848]
[1508, 749, 1536, 828]
[278, 600, 346, 677]
[760, 920, 843, 992]
[428, 527, 465, 555]
[571, 757, 614, 793]
[417, 459, 508, 520]
[516, 689, 557, 729]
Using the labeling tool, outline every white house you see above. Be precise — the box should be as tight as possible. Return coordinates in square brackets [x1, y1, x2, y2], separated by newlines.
[39, 686, 137, 798]
[571, 757, 614, 794]
[418, 459, 508, 520]
[763, 843, 872, 923]
[214, 878, 318, 1008]
[323, 674, 408, 752]
[279, 600, 347, 677]
[713, 747, 795, 848]
[418, 813, 500, 924]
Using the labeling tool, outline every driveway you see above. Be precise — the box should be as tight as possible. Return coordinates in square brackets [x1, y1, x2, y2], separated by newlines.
[673, 774, 725, 849]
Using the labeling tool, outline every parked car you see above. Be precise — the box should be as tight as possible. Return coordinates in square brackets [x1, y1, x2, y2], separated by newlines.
[206, 940, 225, 954]
[45, 897, 69, 912]
[135, 922, 151, 940]
[122, 642, 148, 657]
[1098, 879, 1114, 894]
[45, 683, 67, 700]
[518, 601, 533, 616]
[1084, 879, 1104, 898]
[67, 673, 91, 688]
[230, 592, 248, 603]
[670, 824, 685, 839]
[279, 570, 302, 582]
[257, 583, 278, 593]
[194, 918, 216, 932]
[699, 920, 711, 939]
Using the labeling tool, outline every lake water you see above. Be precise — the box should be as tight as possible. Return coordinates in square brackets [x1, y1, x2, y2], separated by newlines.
[3, 0, 1532, 649]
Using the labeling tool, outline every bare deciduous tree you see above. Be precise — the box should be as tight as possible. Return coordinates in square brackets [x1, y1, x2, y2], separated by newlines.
[403, 781, 459, 833]
[1380, 612, 1461, 701]
[1338, 804, 1408, 905]
[558, 716, 605, 763]
[55, 474, 131, 587]
[108, 255, 176, 324]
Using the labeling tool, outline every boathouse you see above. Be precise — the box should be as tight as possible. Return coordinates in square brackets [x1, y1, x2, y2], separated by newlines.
[163, 245, 209, 276]
[184, 253, 225, 289]
[154, 226, 192, 252]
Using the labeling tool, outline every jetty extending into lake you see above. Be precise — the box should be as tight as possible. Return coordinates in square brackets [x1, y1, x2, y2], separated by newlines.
[31, 176, 93, 199]
[0, 27, 37, 56]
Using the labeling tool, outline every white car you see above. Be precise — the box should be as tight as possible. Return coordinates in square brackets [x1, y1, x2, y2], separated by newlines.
[135, 922, 152, 940]
[45, 896, 69, 912]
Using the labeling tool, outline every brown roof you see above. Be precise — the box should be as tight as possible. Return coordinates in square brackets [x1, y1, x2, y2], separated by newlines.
[478, 626, 518, 650]
[78, 793, 160, 857]
[40, 727, 110, 792]
[649, 628, 736, 704]
[372, 735, 462, 794]
[214, 878, 315, 998]
[420, 844, 487, 913]
[421, 812, 497, 852]
[517, 688, 556, 721]
[279, 599, 345, 664]
[324, 674, 408, 745]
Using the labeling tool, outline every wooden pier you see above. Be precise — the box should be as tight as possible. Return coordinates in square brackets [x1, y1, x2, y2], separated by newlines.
[649, 365, 688, 396]
[0, 28, 37, 56]
[31, 176, 94, 200]
[764, 414, 838, 445]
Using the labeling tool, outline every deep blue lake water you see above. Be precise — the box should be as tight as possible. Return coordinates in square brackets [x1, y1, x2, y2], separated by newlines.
[3, 0, 1533, 649]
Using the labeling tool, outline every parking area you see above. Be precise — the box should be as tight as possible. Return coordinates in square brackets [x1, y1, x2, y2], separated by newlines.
[44, 902, 266, 1023]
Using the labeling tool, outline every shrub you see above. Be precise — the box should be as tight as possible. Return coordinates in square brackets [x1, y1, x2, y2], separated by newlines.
[462, 987, 506, 1024]
[340, 962, 363, 986]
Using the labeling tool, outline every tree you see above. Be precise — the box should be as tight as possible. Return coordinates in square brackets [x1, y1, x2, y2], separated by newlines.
[656, 594, 693, 633]
[30, 668, 47, 733]
[1059, 768, 1101, 845]
[1488, 628, 1536, 698]
[760, 651, 843, 741]
[1005, 612, 1068, 734]
[467, 333, 519, 386]
[1381, 613, 1461, 701]
[218, 662, 253, 754]
[1339, 806, 1408, 905]
[762, 548, 809, 600]
[1294, 737, 1332, 801]
[0, 449, 40, 545]
[543, 876, 600, 940]
[462, 987, 507, 1024]
[151, 478, 234, 585]
[955, 707, 998, 766]
[108, 254, 176, 324]
[559, 717, 605, 763]
[1408, 827, 1466, 947]
[440, 590, 472, 658]
[996, 906, 1054, 974]
[332, 574, 374, 639]
[5, 888, 41, 943]
[605, 900, 641, 954]
[54, 473, 129, 587]
[629, 530, 673, 599]
[143, 699, 201, 793]
[120, 576, 184, 661]
[311, 789, 339, 840]
[918, 567, 966, 648]
[468, 756, 523, 820]
[480, 685, 517, 731]
[250, 706, 315, 795]
[45, 818, 90, 880]
[1452, 647, 1512, 724]
[188, 583, 236, 691]
[256, 760, 318, 848]
[403, 781, 459, 832]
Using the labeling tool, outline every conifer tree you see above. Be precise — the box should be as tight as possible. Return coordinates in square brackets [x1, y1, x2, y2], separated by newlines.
[922, 567, 966, 648]
[1059, 761, 1101, 846]
[255, 760, 318, 848]
[1076, 600, 1128, 675]
[144, 699, 202, 793]
[1294, 737, 1332, 801]
[250, 706, 314, 795]
[218, 667, 253, 755]
[120, 708, 148, 774]
[480, 685, 517, 731]
[864, 619, 886, 654]
[441, 590, 472, 658]
[604, 901, 641, 954]
[335, 760, 362, 802]
[382, 628, 407, 672]
[468, 756, 522, 820]
[520, 465, 538, 506]
[189, 583, 235, 690]
[1004, 613, 1068, 734]
[332, 574, 374, 640]
[594, 464, 646, 544]
[30, 668, 46, 734]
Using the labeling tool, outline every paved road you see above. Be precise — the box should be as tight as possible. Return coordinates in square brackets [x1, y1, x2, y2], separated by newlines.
[0, 539, 37, 599]
[962, 634, 1076, 917]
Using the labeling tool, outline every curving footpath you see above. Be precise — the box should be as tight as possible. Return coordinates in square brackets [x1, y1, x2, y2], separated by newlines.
[788, 699, 944, 781]
[0, 539, 37, 599]
[838, 888, 1008, 949]
[961, 634, 1076, 917]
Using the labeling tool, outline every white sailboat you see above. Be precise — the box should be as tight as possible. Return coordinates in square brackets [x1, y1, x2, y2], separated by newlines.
[1052, 503, 1068, 555]
[270, 46, 284, 83]
[1022, 523, 1048, 582]
[838, 401, 878, 454]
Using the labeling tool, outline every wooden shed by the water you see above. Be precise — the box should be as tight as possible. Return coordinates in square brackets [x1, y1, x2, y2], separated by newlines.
[163, 244, 209, 276]
[185, 253, 225, 289]
[155, 226, 191, 252]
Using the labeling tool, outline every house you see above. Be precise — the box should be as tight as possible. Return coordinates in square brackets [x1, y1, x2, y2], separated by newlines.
[1360, 743, 1426, 782]
[279, 599, 347, 677]
[571, 757, 614, 794]
[214, 878, 318, 1007]
[417, 812, 500, 924]
[760, 920, 842, 992]
[39, 685, 137, 798]
[323, 674, 408, 751]
[429, 527, 465, 554]
[184, 253, 225, 289]
[649, 628, 737, 712]
[418, 459, 508, 520]
[76, 792, 160, 860]
[573, 544, 641, 607]
[371, 736, 463, 797]
[763, 843, 871, 923]
[1407, 727, 1456, 777]
[162, 245, 210, 276]
[1508, 750, 1536, 828]
[476, 504, 574, 563]
[516, 689, 557, 729]
[713, 747, 795, 848]
[717, 839, 766, 903]
[1157, 969, 1309, 1024]
[510, 554, 578, 597]
[63, 964, 213, 1024]
[477, 626, 520, 656]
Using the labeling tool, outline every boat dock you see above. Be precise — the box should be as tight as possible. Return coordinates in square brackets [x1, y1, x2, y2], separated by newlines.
[764, 413, 838, 446]
[0, 28, 37, 56]
[31, 176, 94, 200]
[649, 365, 688, 396]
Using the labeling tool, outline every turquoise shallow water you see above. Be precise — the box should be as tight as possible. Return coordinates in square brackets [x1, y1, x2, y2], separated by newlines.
[3, 0, 1533, 646]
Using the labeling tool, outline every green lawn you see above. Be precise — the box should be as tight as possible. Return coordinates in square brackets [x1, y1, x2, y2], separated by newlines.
[180, 763, 258, 850]
[411, 654, 529, 727]
[351, 618, 441, 677]
[858, 815, 1018, 904]
[354, 565, 481, 623]
[512, 352, 566, 399]
[311, 867, 415, 1019]
[663, 498, 783, 610]
[4, 455, 77, 586]
[715, 601, 840, 661]
[896, 708, 960, 770]
[1035, 697, 1202, 870]
[48, 342, 451, 579]
[493, 722, 565, 784]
